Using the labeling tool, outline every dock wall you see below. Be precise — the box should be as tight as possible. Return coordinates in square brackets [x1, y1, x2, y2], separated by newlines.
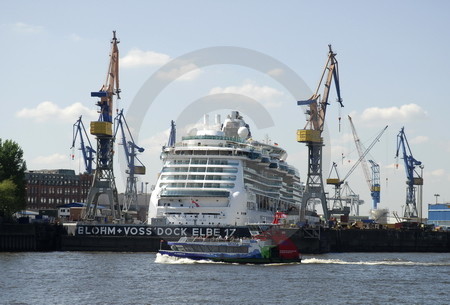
[0, 223, 65, 251]
[2, 224, 450, 253]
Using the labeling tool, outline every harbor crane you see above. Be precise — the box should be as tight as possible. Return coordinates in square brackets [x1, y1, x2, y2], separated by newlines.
[395, 127, 423, 219]
[341, 182, 364, 216]
[326, 162, 350, 216]
[297, 45, 343, 221]
[83, 31, 121, 221]
[368, 160, 381, 209]
[71, 116, 95, 174]
[167, 120, 176, 147]
[114, 109, 146, 212]
[348, 115, 385, 210]
[326, 124, 387, 216]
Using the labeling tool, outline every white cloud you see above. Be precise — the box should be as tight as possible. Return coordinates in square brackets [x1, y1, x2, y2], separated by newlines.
[330, 132, 354, 146]
[409, 135, 429, 145]
[155, 61, 201, 81]
[360, 103, 427, 123]
[209, 81, 285, 108]
[429, 169, 445, 177]
[16, 101, 97, 123]
[121, 49, 200, 81]
[121, 48, 171, 68]
[11, 22, 44, 34]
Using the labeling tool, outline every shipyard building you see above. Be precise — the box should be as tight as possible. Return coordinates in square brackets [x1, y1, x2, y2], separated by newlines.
[25, 169, 92, 210]
[428, 203, 450, 229]
[24, 169, 150, 222]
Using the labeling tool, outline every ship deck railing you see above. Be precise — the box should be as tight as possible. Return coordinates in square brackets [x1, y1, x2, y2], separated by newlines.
[182, 135, 246, 143]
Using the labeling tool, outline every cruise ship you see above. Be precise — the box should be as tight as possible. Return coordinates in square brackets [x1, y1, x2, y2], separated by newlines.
[147, 111, 305, 227]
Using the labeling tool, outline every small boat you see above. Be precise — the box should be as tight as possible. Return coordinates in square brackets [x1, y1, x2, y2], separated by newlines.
[158, 227, 302, 264]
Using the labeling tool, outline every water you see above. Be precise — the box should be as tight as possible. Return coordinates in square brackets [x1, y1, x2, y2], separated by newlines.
[1, 252, 449, 305]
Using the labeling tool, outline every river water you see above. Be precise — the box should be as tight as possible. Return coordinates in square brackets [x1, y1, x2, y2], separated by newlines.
[1, 252, 449, 305]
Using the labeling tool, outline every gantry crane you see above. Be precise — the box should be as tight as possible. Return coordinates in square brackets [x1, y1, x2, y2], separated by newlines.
[341, 182, 364, 216]
[71, 116, 95, 174]
[297, 45, 343, 221]
[395, 127, 423, 219]
[83, 31, 121, 221]
[327, 165, 365, 217]
[348, 115, 386, 210]
[115, 109, 146, 212]
[326, 162, 350, 216]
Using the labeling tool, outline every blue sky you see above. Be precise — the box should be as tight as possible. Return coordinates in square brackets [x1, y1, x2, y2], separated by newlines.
[1, 0, 449, 218]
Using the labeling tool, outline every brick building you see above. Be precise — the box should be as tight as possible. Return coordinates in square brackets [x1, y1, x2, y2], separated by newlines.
[25, 169, 92, 210]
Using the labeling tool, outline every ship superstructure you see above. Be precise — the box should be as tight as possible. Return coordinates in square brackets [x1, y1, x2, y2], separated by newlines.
[148, 111, 305, 226]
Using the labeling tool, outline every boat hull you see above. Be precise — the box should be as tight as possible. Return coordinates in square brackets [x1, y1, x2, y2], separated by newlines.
[159, 250, 301, 264]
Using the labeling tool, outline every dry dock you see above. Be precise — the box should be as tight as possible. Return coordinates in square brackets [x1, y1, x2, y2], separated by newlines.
[1, 223, 450, 253]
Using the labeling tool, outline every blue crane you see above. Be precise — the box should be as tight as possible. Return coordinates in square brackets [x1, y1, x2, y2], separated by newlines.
[368, 160, 380, 209]
[396, 127, 423, 218]
[71, 116, 95, 174]
[167, 120, 176, 147]
[115, 109, 146, 212]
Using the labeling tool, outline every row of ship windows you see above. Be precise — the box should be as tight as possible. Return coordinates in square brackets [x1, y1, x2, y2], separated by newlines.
[159, 182, 235, 189]
[167, 159, 239, 165]
[174, 245, 247, 253]
[162, 167, 238, 173]
[161, 175, 236, 181]
[243, 166, 283, 181]
[244, 174, 282, 187]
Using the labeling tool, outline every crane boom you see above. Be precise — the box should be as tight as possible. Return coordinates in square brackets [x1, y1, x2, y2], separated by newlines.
[297, 45, 343, 221]
[299, 44, 343, 132]
[71, 116, 96, 174]
[348, 115, 372, 189]
[343, 124, 387, 181]
[92, 31, 120, 123]
[348, 116, 387, 210]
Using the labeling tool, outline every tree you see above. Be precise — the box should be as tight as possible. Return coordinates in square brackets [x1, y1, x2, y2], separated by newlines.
[0, 139, 27, 219]
[0, 179, 18, 219]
